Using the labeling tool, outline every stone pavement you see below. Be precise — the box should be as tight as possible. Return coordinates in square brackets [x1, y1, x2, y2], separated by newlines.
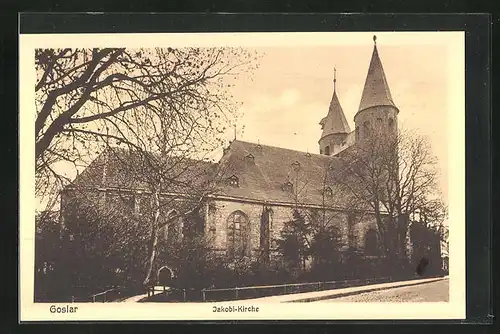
[315, 278, 449, 302]
[120, 277, 448, 303]
[233, 276, 448, 303]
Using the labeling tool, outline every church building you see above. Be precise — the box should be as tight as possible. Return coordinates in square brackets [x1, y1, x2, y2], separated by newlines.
[61, 36, 404, 269]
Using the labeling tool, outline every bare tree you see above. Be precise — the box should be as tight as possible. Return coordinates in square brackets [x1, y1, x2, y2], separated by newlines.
[276, 160, 348, 272]
[331, 127, 446, 261]
[35, 47, 259, 207]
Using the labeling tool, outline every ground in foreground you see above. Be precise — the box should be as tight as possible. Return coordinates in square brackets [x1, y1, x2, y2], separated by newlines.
[316, 278, 449, 303]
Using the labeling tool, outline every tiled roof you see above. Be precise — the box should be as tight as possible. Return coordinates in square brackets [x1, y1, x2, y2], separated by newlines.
[320, 90, 351, 138]
[70, 147, 216, 194]
[358, 44, 397, 113]
[69, 142, 356, 209]
[216, 140, 347, 207]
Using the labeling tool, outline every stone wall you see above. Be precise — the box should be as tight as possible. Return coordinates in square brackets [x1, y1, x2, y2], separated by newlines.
[204, 198, 379, 258]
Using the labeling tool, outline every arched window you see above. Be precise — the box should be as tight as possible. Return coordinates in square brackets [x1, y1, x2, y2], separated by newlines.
[227, 210, 250, 258]
[363, 121, 371, 137]
[324, 146, 330, 155]
[364, 228, 379, 256]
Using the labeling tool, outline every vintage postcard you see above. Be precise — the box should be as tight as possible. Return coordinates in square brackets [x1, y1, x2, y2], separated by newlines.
[19, 31, 465, 321]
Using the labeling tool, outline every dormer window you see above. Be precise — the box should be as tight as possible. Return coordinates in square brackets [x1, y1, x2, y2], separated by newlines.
[324, 186, 333, 197]
[291, 161, 301, 171]
[305, 152, 311, 157]
[282, 181, 294, 192]
[245, 153, 255, 164]
[227, 175, 239, 188]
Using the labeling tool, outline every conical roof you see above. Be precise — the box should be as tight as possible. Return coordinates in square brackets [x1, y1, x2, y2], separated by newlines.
[358, 36, 397, 112]
[320, 90, 351, 138]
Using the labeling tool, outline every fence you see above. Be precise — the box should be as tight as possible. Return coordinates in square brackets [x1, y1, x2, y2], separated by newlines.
[70, 287, 130, 303]
[146, 286, 186, 300]
[90, 288, 122, 302]
[200, 276, 393, 302]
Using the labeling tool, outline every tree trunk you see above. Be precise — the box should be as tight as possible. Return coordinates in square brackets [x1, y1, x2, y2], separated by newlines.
[373, 201, 387, 257]
[143, 189, 161, 286]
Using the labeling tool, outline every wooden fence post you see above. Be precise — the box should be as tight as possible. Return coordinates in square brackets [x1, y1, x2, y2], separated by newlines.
[202, 289, 206, 302]
[235, 287, 239, 299]
[183, 289, 187, 302]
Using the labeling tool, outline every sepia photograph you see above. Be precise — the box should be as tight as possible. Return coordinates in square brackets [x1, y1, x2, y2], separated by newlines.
[19, 30, 465, 321]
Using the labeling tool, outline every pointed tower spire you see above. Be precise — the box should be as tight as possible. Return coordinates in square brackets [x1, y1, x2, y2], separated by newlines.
[358, 35, 397, 113]
[319, 68, 351, 139]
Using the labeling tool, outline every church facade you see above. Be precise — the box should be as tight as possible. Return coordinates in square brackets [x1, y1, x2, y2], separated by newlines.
[61, 36, 405, 269]
[204, 35, 400, 262]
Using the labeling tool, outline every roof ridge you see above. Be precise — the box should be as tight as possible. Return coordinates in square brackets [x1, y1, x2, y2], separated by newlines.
[232, 139, 336, 159]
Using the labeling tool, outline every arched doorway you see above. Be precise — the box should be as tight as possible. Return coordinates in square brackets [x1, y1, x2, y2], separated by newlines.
[157, 265, 175, 287]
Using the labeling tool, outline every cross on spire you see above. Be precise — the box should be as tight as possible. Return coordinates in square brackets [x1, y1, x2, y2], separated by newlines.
[373, 34, 377, 45]
[333, 67, 337, 92]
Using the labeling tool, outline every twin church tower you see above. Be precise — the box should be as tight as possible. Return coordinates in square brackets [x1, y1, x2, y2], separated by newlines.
[318, 35, 399, 157]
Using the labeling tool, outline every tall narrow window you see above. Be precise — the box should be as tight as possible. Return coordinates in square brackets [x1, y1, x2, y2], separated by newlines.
[260, 208, 272, 263]
[377, 117, 383, 130]
[388, 118, 395, 132]
[355, 126, 360, 140]
[363, 121, 371, 137]
[227, 211, 250, 258]
[324, 146, 330, 155]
